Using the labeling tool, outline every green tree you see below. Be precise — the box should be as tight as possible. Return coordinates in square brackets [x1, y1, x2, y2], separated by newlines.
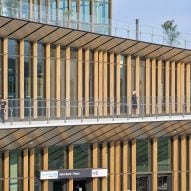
[161, 20, 180, 46]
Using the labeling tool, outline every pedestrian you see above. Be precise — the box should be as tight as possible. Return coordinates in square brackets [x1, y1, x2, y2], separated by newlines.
[0, 98, 7, 123]
[132, 91, 138, 117]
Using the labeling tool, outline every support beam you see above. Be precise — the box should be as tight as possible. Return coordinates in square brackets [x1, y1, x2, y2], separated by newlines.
[135, 56, 140, 115]
[127, 55, 131, 114]
[99, 51, 103, 116]
[19, 40, 25, 119]
[68, 145, 73, 191]
[123, 141, 129, 191]
[85, 49, 89, 117]
[3, 38, 8, 119]
[103, 51, 108, 116]
[4, 151, 9, 191]
[56, 44, 61, 118]
[171, 61, 175, 113]
[152, 58, 156, 114]
[33, 41, 38, 119]
[115, 141, 121, 191]
[110, 53, 114, 116]
[110, 142, 115, 191]
[165, 61, 170, 113]
[177, 62, 181, 113]
[116, 54, 120, 116]
[131, 139, 136, 191]
[42, 148, 48, 191]
[186, 63, 190, 113]
[23, 149, 28, 191]
[29, 149, 34, 191]
[146, 58, 150, 115]
[152, 138, 157, 191]
[173, 136, 178, 191]
[101, 143, 107, 191]
[94, 50, 99, 116]
[181, 135, 186, 191]
[93, 143, 99, 191]
[157, 60, 162, 114]
[46, 43, 50, 118]
[78, 48, 83, 117]
[66, 46, 70, 117]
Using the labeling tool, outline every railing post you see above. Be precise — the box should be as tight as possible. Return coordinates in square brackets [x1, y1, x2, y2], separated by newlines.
[127, 104, 129, 120]
[112, 105, 114, 121]
[141, 104, 144, 119]
[64, 105, 66, 123]
[97, 105, 99, 122]
[29, 108, 32, 125]
[155, 103, 158, 119]
[81, 105, 83, 122]
[10, 108, 13, 125]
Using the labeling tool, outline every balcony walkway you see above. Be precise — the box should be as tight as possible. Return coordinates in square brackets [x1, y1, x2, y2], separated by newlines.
[0, 112, 191, 151]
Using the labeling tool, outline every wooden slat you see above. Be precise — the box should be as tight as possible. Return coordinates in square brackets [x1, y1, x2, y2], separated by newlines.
[181, 135, 186, 191]
[4, 151, 9, 191]
[157, 60, 162, 114]
[146, 58, 150, 115]
[116, 54, 120, 116]
[173, 136, 178, 191]
[115, 141, 121, 191]
[152, 58, 156, 114]
[127, 55, 131, 114]
[42, 148, 48, 191]
[29, 149, 34, 191]
[110, 142, 115, 191]
[23, 149, 28, 191]
[186, 63, 190, 113]
[68, 145, 73, 191]
[110, 53, 114, 116]
[93, 143, 98, 191]
[66, 47, 70, 117]
[94, 50, 99, 116]
[171, 61, 175, 113]
[152, 138, 157, 191]
[103, 51, 108, 116]
[99, 51, 103, 116]
[85, 49, 89, 117]
[102, 143, 107, 191]
[131, 139, 136, 191]
[165, 61, 170, 113]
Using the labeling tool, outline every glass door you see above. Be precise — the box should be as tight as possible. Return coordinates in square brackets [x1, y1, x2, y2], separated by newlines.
[158, 175, 171, 191]
[136, 175, 151, 191]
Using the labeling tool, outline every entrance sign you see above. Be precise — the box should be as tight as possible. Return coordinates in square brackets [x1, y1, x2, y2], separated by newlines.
[40, 168, 108, 180]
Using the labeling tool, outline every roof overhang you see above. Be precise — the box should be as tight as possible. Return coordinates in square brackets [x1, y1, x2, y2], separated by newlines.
[0, 118, 191, 151]
[0, 16, 191, 63]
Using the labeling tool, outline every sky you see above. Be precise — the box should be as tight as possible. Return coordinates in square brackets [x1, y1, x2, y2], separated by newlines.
[112, 0, 191, 37]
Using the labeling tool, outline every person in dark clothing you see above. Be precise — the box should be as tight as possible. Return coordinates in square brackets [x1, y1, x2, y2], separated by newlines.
[0, 99, 7, 123]
[132, 91, 138, 117]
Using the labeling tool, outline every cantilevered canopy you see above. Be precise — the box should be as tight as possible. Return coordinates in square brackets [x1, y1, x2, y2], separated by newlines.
[0, 16, 191, 63]
[0, 119, 191, 150]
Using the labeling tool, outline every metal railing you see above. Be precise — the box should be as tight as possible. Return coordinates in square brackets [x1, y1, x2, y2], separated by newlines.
[0, 3, 191, 49]
[0, 97, 190, 125]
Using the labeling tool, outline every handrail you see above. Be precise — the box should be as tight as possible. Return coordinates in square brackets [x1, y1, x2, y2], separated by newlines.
[0, 97, 190, 125]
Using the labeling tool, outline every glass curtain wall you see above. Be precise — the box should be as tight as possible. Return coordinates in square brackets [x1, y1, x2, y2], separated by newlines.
[80, 0, 91, 31]
[1, 0, 19, 17]
[59, 0, 68, 26]
[70, 48, 78, 117]
[120, 55, 127, 112]
[37, 43, 45, 116]
[0, 39, 3, 99]
[24, 41, 33, 115]
[35, 149, 43, 191]
[50, 45, 56, 117]
[50, 0, 57, 22]
[21, 0, 29, 19]
[8, 39, 19, 117]
[94, 0, 110, 34]
[60, 46, 66, 115]
[158, 137, 172, 171]
[9, 151, 23, 191]
[74, 145, 89, 168]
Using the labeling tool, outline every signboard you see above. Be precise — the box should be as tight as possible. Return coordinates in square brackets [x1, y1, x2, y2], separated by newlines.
[40, 168, 108, 180]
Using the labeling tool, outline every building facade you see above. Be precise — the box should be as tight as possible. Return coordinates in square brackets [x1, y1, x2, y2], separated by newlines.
[0, 0, 191, 191]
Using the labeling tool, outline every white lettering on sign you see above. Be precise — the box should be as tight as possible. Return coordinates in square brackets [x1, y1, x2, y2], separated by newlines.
[40, 171, 58, 180]
[91, 169, 108, 177]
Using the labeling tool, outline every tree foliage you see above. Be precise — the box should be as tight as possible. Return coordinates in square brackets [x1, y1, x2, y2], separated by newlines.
[161, 20, 180, 46]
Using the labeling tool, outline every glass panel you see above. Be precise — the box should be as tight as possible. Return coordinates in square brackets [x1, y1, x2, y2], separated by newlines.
[136, 176, 151, 191]
[74, 145, 89, 169]
[158, 138, 171, 171]
[35, 149, 43, 191]
[1, 0, 19, 17]
[136, 139, 150, 172]
[21, 0, 29, 19]
[158, 175, 171, 191]
[9, 151, 23, 191]
[48, 147, 65, 170]
[50, 0, 57, 22]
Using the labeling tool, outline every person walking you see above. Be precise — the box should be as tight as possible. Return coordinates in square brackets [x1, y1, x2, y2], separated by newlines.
[0, 98, 7, 123]
[132, 91, 138, 117]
